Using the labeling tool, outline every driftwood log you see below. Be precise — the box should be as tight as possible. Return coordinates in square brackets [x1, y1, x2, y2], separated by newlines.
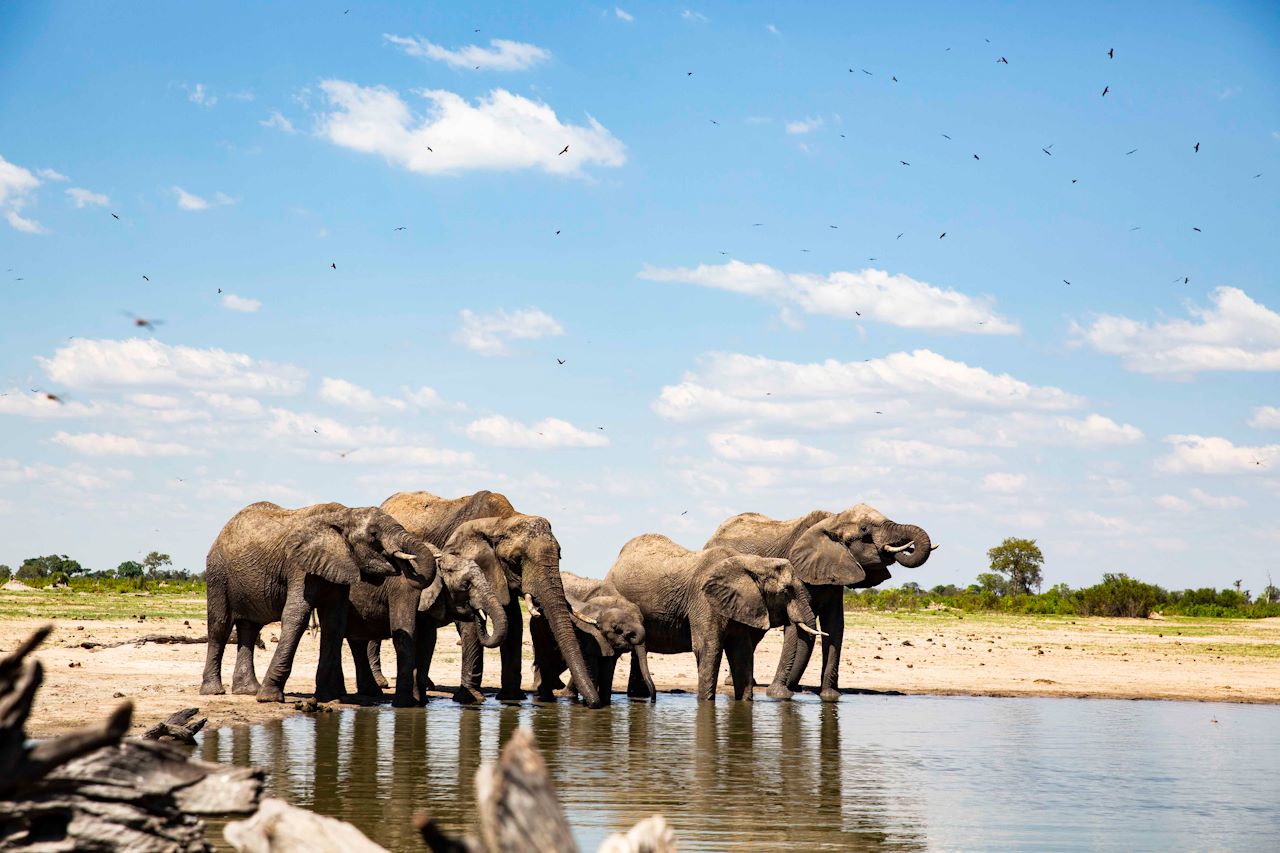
[143, 708, 208, 745]
[0, 625, 262, 851]
[76, 628, 265, 651]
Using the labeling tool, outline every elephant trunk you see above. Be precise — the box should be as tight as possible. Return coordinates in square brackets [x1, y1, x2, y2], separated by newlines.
[473, 587, 508, 648]
[531, 567, 603, 708]
[382, 531, 436, 589]
[786, 578, 818, 629]
[633, 643, 656, 702]
[883, 523, 932, 569]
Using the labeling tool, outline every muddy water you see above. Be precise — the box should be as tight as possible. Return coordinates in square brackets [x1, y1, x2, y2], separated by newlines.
[199, 694, 1279, 851]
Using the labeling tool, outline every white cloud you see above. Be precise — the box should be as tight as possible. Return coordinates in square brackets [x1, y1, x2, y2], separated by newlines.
[785, 117, 823, 135]
[862, 437, 990, 467]
[453, 307, 564, 355]
[402, 386, 465, 411]
[318, 377, 406, 412]
[36, 168, 68, 181]
[66, 187, 110, 208]
[615, 7, 634, 22]
[186, 83, 217, 108]
[1054, 414, 1143, 445]
[1156, 434, 1278, 474]
[384, 35, 551, 71]
[766, 23, 780, 35]
[316, 80, 626, 177]
[0, 458, 132, 492]
[51, 431, 195, 457]
[654, 349, 1080, 428]
[1248, 406, 1280, 429]
[38, 338, 307, 395]
[1155, 494, 1192, 512]
[1068, 510, 1137, 534]
[0, 154, 46, 234]
[1189, 487, 1247, 509]
[0, 390, 100, 419]
[265, 408, 400, 447]
[343, 446, 475, 467]
[260, 111, 298, 133]
[173, 186, 235, 211]
[983, 472, 1027, 493]
[682, 10, 708, 23]
[192, 391, 264, 419]
[1073, 287, 1280, 375]
[639, 260, 1018, 334]
[220, 293, 261, 313]
[708, 432, 834, 463]
[465, 415, 609, 448]
[126, 393, 182, 408]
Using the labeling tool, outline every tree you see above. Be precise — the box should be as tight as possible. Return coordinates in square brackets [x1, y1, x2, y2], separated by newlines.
[987, 537, 1044, 594]
[17, 554, 84, 580]
[975, 572, 1008, 596]
[900, 581, 923, 595]
[1262, 574, 1280, 605]
[116, 561, 144, 579]
[0, 565, 10, 583]
[142, 552, 172, 575]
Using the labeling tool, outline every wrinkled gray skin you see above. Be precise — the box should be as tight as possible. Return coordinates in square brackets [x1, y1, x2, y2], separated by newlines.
[605, 534, 818, 701]
[345, 546, 508, 707]
[705, 504, 933, 702]
[380, 491, 603, 708]
[530, 572, 654, 706]
[202, 502, 436, 703]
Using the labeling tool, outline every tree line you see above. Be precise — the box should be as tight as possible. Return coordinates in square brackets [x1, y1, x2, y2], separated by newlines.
[0, 552, 199, 585]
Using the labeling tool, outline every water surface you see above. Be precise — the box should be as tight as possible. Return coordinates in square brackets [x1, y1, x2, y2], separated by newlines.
[199, 694, 1280, 851]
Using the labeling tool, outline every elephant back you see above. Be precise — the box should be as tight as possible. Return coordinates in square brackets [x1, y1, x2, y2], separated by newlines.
[705, 510, 832, 559]
[383, 490, 517, 547]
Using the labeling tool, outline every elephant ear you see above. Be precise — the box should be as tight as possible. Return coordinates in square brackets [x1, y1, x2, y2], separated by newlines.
[292, 524, 361, 586]
[417, 572, 446, 619]
[789, 521, 868, 586]
[447, 524, 511, 607]
[569, 606, 613, 657]
[702, 558, 771, 631]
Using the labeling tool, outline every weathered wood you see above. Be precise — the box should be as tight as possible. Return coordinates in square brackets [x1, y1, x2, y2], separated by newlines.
[77, 629, 265, 651]
[223, 798, 388, 853]
[143, 708, 208, 745]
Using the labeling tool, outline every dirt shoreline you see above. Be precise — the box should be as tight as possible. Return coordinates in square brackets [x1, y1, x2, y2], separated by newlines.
[8, 609, 1277, 737]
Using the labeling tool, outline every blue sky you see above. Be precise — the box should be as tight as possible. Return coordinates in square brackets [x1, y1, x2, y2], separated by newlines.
[1, 1, 1277, 591]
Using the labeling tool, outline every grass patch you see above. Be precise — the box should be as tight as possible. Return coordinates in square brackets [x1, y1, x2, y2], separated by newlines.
[0, 590, 207, 621]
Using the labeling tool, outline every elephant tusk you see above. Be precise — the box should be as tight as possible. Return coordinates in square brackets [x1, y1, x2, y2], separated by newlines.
[476, 609, 488, 623]
[884, 541, 915, 554]
[393, 551, 418, 562]
[799, 623, 829, 638]
[574, 610, 599, 626]
[524, 593, 541, 617]
[931, 544, 941, 551]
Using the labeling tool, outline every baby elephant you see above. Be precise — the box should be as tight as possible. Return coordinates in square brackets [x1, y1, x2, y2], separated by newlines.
[530, 572, 655, 706]
[346, 545, 508, 706]
[606, 534, 822, 701]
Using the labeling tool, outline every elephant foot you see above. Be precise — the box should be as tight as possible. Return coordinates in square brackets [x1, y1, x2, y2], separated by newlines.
[256, 684, 285, 703]
[819, 687, 841, 703]
[452, 685, 485, 704]
[765, 683, 793, 700]
[496, 688, 527, 703]
[373, 674, 390, 690]
[200, 680, 226, 696]
[231, 678, 260, 695]
[314, 686, 344, 703]
[391, 693, 418, 708]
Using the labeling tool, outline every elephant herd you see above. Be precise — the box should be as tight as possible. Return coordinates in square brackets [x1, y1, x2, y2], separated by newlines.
[201, 491, 934, 708]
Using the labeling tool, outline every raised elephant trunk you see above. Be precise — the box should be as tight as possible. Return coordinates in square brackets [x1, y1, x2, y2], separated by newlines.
[881, 522, 933, 569]
[531, 568, 603, 708]
[632, 643, 656, 702]
[785, 583, 819, 631]
[473, 587, 508, 648]
[382, 531, 435, 588]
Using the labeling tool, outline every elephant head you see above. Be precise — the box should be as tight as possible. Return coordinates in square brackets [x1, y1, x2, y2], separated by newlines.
[566, 594, 654, 699]
[789, 504, 933, 587]
[292, 504, 437, 589]
[421, 547, 509, 648]
[445, 515, 602, 708]
[704, 554, 821, 637]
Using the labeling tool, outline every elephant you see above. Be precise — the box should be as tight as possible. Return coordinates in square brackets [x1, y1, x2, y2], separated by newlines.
[530, 571, 654, 705]
[344, 544, 508, 707]
[605, 534, 822, 701]
[704, 504, 933, 702]
[202, 501, 436, 703]
[379, 491, 604, 708]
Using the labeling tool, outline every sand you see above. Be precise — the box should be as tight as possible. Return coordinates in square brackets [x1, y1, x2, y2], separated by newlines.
[8, 610, 1277, 738]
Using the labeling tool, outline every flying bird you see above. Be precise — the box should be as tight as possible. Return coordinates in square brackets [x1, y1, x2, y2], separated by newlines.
[861, 69, 873, 75]
[939, 232, 946, 239]
[142, 275, 150, 282]
[111, 213, 120, 220]
[42, 392, 66, 404]
[330, 262, 336, 270]
[855, 311, 861, 316]
[829, 225, 838, 229]
[1042, 145, 1053, 155]
[1072, 178, 1078, 183]
[558, 145, 570, 156]
[997, 57, 1008, 64]
[752, 223, 764, 226]
[891, 75, 898, 82]
[687, 71, 693, 76]
[1125, 148, 1138, 155]
[557, 358, 565, 365]
[973, 153, 980, 160]
[899, 160, 910, 166]
[426, 146, 433, 152]
[1063, 279, 1071, 286]
[217, 288, 222, 293]
[126, 313, 162, 331]
[1193, 227, 1202, 232]
[1102, 86, 1110, 97]
[597, 426, 604, 430]
[1194, 142, 1200, 153]
[1107, 48, 1114, 58]
[941, 133, 951, 140]
[709, 119, 718, 125]
[1129, 226, 1142, 231]
[555, 230, 561, 235]
[394, 226, 407, 231]
[681, 510, 688, 516]
[338, 449, 355, 459]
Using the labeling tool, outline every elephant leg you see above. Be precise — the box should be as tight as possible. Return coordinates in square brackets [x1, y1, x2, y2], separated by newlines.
[595, 655, 618, 706]
[200, 579, 232, 695]
[452, 620, 485, 704]
[231, 619, 262, 694]
[767, 625, 802, 699]
[389, 594, 419, 707]
[726, 639, 755, 702]
[368, 641, 389, 690]
[529, 615, 562, 702]
[258, 589, 311, 703]
[496, 598, 526, 702]
[349, 638, 384, 698]
[694, 635, 724, 702]
[415, 618, 437, 700]
[627, 653, 651, 699]
[816, 589, 845, 702]
[314, 598, 348, 702]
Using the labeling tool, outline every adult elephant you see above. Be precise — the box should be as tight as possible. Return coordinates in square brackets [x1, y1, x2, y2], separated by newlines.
[202, 501, 436, 703]
[380, 491, 603, 708]
[705, 504, 933, 702]
[345, 544, 508, 707]
[606, 534, 822, 701]
[530, 572, 654, 706]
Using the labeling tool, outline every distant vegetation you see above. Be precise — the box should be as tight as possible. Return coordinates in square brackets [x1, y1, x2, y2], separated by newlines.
[846, 536, 1280, 619]
[0, 551, 204, 594]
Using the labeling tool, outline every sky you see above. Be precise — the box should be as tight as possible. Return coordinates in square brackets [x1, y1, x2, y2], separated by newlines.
[1, 2, 1278, 592]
